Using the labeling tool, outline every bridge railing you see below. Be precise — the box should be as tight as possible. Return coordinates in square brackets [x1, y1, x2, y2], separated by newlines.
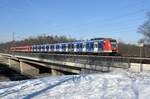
[2, 52, 150, 72]
[11, 52, 131, 69]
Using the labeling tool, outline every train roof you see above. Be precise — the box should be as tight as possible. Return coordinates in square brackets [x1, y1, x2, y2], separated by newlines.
[90, 38, 105, 40]
[90, 38, 116, 41]
[31, 37, 117, 46]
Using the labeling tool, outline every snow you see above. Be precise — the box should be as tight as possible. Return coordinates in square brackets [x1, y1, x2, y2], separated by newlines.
[0, 69, 150, 99]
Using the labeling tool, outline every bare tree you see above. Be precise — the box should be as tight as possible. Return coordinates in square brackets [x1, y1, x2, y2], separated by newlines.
[138, 12, 150, 43]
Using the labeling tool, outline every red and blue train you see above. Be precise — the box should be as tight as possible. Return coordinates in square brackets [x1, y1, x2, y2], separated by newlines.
[10, 38, 118, 55]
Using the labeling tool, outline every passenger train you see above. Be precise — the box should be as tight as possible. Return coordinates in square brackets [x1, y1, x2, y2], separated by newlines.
[10, 38, 118, 55]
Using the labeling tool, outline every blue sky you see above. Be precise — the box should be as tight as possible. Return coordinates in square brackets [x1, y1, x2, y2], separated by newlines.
[0, 0, 150, 43]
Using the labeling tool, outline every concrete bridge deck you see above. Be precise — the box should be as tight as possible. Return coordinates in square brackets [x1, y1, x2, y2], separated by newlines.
[1, 53, 150, 77]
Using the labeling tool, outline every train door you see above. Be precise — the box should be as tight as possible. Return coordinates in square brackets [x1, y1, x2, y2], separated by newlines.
[65, 44, 68, 52]
[41, 45, 43, 52]
[59, 44, 62, 52]
[40, 45, 43, 52]
[45, 45, 49, 52]
[31, 45, 34, 52]
[68, 43, 74, 52]
[94, 41, 98, 52]
[43, 45, 46, 52]
[98, 41, 103, 52]
[64, 44, 67, 52]
[34, 45, 37, 52]
[48, 45, 51, 52]
[54, 45, 56, 52]
[36, 45, 39, 52]
[82, 42, 86, 52]
[86, 42, 94, 52]
[76, 42, 82, 52]
[79, 43, 83, 52]
[62, 44, 66, 52]
[39, 45, 42, 52]
[29, 46, 32, 52]
[86, 42, 89, 52]
[56, 44, 60, 52]
[68, 43, 71, 52]
[74, 43, 77, 52]
[43, 45, 45, 52]
[41, 45, 45, 52]
[50, 45, 54, 52]
[71, 43, 74, 52]
[37, 45, 40, 52]
[76, 43, 79, 52]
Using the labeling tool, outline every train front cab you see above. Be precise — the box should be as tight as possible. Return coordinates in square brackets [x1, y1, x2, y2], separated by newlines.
[103, 38, 118, 53]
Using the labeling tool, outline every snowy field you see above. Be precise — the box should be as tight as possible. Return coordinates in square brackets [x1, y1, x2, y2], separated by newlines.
[0, 69, 150, 99]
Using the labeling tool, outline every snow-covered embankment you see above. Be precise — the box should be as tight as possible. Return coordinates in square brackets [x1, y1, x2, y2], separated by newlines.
[0, 69, 150, 99]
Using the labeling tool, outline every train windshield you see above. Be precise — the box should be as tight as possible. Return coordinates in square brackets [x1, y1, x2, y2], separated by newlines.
[110, 40, 117, 48]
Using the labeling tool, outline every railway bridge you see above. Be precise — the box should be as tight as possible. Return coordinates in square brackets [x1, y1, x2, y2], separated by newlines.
[1, 53, 150, 77]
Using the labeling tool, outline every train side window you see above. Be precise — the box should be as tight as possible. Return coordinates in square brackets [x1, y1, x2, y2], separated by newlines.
[83, 44, 85, 48]
[42, 46, 45, 50]
[98, 42, 103, 49]
[51, 45, 54, 49]
[74, 44, 76, 48]
[46, 46, 49, 49]
[38, 46, 40, 50]
[56, 45, 59, 49]
[34, 46, 36, 50]
[80, 43, 83, 48]
[86, 43, 89, 48]
[68, 44, 71, 49]
[90, 42, 94, 48]
[62, 44, 64, 49]
[64, 44, 66, 49]
[77, 43, 81, 48]
[71, 44, 74, 49]
[76, 44, 79, 49]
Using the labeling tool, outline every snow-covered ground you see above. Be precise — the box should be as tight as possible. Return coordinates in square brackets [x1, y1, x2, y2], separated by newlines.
[0, 69, 150, 99]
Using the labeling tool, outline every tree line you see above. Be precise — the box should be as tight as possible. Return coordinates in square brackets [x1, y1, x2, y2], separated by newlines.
[118, 42, 150, 57]
[0, 35, 149, 57]
[0, 35, 76, 53]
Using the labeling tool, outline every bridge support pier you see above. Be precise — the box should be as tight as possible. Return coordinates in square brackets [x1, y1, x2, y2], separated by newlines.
[20, 61, 39, 76]
[129, 63, 150, 72]
[8, 58, 20, 72]
[0, 56, 9, 65]
[51, 69, 64, 76]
